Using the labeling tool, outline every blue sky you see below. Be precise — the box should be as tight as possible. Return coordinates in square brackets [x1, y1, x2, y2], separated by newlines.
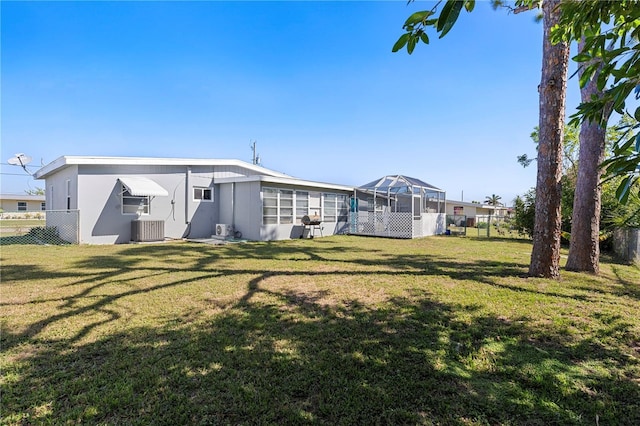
[1, 1, 582, 204]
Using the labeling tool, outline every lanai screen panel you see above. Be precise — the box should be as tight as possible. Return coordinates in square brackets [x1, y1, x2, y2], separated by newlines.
[349, 175, 446, 238]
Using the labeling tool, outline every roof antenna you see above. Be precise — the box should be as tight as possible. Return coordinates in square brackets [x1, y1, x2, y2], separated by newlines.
[250, 140, 261, 165]
[7, 153, 33, 175]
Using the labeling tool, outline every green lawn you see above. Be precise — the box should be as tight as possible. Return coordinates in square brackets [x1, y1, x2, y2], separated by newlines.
[1, 236, 639, 425]
[0, 219, 46, 231]
[0, 219, 46, 227]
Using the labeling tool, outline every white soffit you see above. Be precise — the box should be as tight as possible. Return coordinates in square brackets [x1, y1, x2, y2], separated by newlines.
[118, 177, 168, 197]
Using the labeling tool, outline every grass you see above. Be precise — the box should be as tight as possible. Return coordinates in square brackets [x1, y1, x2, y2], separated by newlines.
[0, 219, 46, 228]
[1, 236, 639, 425]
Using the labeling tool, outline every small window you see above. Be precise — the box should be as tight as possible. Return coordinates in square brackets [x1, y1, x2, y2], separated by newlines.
[66, 179, 72, 211]
[41, 202, 46, 211]
[122, 185, 150, 215]
[17, 202, 27, 211]
[194, 187, 213, 201]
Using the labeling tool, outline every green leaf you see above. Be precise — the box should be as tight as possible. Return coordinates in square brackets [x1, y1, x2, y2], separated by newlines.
[616, 175, 632, 204]
[438, 1, 464, 38]
[573, 53, 592, 62]
[579, 63, 598, 88]
[464, 0, 475, 12]
[420, 32, 429, 44]
[404, 10, 432, 26]
[407, 35, 417, 54]
[392, 33, 410, 53]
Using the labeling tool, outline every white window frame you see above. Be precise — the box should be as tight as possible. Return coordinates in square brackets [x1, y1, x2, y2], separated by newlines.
[295, 191, 309, 222]
[17, 201, 27, 211]
[262, 187, 296, 225]
[193, 186, 214, 202]
[322, 193, 348, 223]
[323, 193, 337, 222]
[262, 187, 278, 225]
[66, 179, 71, 211]
[41, 202, 46, 211]
[121, 185, 150, 215]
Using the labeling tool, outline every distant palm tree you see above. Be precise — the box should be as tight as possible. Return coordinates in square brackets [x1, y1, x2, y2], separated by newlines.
[485, 194, 502, 206]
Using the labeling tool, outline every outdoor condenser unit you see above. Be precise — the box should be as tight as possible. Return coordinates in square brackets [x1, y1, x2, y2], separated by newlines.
[131, 220, 165, 242]
[216, 224, 233, 237]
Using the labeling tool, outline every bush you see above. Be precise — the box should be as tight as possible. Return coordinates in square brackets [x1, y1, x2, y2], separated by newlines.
[27, 226, 59, 240]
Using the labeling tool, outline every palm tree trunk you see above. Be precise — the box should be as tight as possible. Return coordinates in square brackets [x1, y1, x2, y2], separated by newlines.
[528, 0, 570, 278]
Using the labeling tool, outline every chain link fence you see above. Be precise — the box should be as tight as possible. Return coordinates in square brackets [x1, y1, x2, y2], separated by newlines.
[0, 210, 79, 245]
[445, 214, 528, 239]
[473, 215, 525, 238]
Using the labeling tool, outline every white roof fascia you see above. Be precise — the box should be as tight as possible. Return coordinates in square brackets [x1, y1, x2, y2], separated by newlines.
[118, 177, 169, 197]
[216, 175, 354, 192]
[0, 194, 46, 201]
[34, 156, 291, 180]
[447, 200, 497, 210]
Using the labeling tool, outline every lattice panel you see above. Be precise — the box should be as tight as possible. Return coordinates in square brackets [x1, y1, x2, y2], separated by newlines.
[349, 212, 413, 239]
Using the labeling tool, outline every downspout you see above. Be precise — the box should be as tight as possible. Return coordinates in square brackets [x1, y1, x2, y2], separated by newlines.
[185, 166, 191, 225]
[231, 182, 236, 227]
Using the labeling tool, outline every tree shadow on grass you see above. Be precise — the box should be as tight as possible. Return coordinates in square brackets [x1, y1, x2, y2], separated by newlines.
[2, 239, 639, 424]
[3, 285, 639, 425]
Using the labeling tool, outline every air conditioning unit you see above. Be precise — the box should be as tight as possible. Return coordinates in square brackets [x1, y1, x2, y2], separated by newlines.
[131, 220, 165, 242]
[216, 224, 233, 237]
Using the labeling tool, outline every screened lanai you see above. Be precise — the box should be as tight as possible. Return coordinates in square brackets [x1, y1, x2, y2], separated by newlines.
[349, 175, 446, 238]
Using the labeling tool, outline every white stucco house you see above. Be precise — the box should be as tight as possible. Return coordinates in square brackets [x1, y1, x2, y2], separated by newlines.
[0, 194, 46, 214]
[445, 200, 509, 226]
[34, 156, 447, 244]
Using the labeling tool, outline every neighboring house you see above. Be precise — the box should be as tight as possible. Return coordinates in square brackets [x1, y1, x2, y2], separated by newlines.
[445, 200, 509, 226]
[0, 194, 46, 213]
[34, 156, 355, 244]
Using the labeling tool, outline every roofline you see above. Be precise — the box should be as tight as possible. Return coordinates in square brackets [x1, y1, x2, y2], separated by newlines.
[0, 194, 46, 201]
[33, 156, 291, 180]
[446, 199, 504, 209]
[216, 175, 355, 192]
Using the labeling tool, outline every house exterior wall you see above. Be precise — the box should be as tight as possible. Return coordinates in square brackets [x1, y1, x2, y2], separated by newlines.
[217, 181, 263, 240]
[418, 213, 446, 236]
[41, 162, 294, 244]
[0, 197, 45, 212]
[258, 183, 352, 241]
[70, 164, 220, 243]
[45, 165, 78, 211]
[37, 157, 444, 244]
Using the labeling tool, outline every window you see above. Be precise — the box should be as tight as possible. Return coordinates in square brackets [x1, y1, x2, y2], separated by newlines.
[194, 187, 213, 201]
[263, 188, 277, 224]
[279, 190, 293, 224]
[41, 202, 46, 211]
[324, 194, 337, 222]
[338, 194, 348, 221]
[17, 202, 27, 211]
[262, 187, 295, 225]
[263, 188, 347, 225]
[296, 191, 309, 222]
[66, 180, 71, 210]
[323, 193, 348, 222]
[122, 185, 150, 215]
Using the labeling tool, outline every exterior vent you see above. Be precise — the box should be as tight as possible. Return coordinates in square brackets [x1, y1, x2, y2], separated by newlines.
[216, 224, 233, 237]
[131, 220, 165, 242]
